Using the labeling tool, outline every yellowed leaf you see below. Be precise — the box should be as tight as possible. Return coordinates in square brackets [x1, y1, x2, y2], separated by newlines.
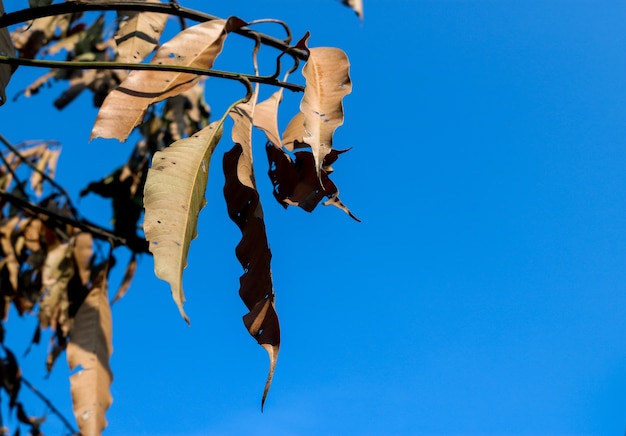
[300, 45, 352, 177]
[67, 278, 113, 436]
[115, 5, 168, 63]
[91, 17, 244, 141]
[143, 119, 226, 323]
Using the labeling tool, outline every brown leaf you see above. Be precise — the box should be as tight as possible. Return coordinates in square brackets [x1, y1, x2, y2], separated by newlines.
[72, 233, 93, 287]
[115, 5, 168, 63]
[223, 144, 280, 410]
[67, 276, 113, 436]
[266, 145, 360, 221]
[300, 42, 352, 177]
[91, 17, 245, 141]
[111, 253, 136, 304]
[0, 216, 20, 293]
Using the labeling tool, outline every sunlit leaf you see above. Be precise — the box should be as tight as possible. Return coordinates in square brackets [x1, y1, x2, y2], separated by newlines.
[340, 0, 364, 19]
[67, 274, 113, 436]
[300, 43, 352, 177]
[91, 17, 245, 141]
[143, 118, 226, 323]
[115, 4, 168, 63]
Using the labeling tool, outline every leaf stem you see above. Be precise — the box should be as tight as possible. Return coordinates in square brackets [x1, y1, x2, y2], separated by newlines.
[0, 56, 305, 93]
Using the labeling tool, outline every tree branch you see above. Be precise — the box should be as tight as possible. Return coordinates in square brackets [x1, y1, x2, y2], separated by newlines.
[0, 1, 308, 60]
[0, 56, 306, 93]
[20, 377, 78, 436]
[0, 188, 149, 253]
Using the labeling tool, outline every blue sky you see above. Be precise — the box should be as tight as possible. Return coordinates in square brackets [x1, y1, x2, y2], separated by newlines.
[2, 0, 626, 435]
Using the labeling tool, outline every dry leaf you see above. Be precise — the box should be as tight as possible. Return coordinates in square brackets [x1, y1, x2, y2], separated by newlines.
[143, 119, 225, 323]
[115, 5, 168, 63]
[73, 233, 93, 287]
[111, 253, 136, 304]
[39, 243, 74, 334]
[341, 0, 364, 19]
[92, 18, 245, 141]
[300, 43, 352, 177]
[254, 89, 285, 148]
[67, 278, 113, 436]
[223, 144, 280, 410]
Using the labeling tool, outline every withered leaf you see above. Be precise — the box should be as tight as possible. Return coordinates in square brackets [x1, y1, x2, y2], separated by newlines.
[67, 276, 113, 436]
[73, 233, 93, 287]
[91, 18, 245, 141]
[223, 144, 280, 410]
[300, 42, 352, 177]
[143, 119, 225, 323]
[341, 0, 364, 19]
[115, 4, 168, 63]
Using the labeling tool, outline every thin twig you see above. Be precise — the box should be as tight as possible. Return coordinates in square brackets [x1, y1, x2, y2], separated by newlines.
[0, 134, 78, 216]
[0, 56, 306, 93]
[20, 377, 78, 435]
[0, 1, 308, 60]
[0, 188, 146, 251]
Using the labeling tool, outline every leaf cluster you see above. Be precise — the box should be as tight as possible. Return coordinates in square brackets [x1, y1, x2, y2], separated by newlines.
[0, 1, 362, 434]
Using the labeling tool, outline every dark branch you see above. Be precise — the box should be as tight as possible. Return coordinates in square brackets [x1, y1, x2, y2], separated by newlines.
[20, 377, 79, 436]
[0, 56, 306, 93]
[0, 1, 308, 60]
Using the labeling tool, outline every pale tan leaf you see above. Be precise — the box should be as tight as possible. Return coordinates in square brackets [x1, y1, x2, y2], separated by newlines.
[0, 216, 20, 292]
[281, 111, 306, 152]
[67, 279, 113, 436]
[301, 46, 352, 177]
[115, 5, 167, 63]
[91, 17, 244, 141]
[341, 0, 364, 19]
[229, 86, 259, 188]
[40, 243, 74, 333]
[30, 149, 51, 197]
[73, 233, 93, 287]
[143, 119, 226, 323]
[254, 89, 285, 148]
[0, 0, 15, 106]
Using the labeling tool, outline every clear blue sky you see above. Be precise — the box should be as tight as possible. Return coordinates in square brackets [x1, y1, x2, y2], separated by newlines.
[2, 0, 626, 435]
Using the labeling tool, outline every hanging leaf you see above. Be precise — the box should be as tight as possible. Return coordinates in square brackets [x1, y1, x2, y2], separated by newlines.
[300, 42, 352, 177]
[67, 274, 113, 436]
[91, 17, 245, 141]
[73, 233, 93, 287]
[223, 144, 280, 411]
[39, 243, 74, 335]
[114, 5, 168, 63]
[0, 0, 16, 106]
[143, 117, 226, 323]
[340, 0, 364, 19]
[254, 89, 285, 149]
[111, 253, 136, 304]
